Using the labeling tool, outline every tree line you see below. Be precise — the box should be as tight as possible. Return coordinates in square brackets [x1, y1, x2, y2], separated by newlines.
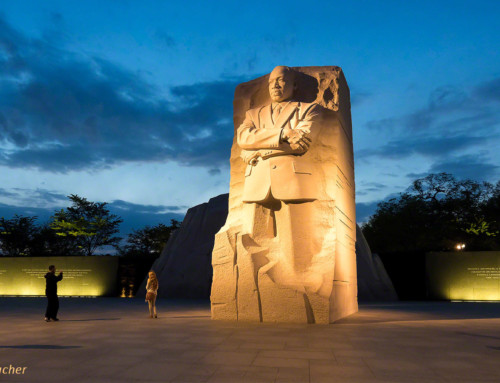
[362, 173, 500, 253]
[0, 194, 180, 257]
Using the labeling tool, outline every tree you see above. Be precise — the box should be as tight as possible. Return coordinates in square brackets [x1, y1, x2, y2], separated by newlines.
[31, 224, 83, 257]
[362, 173, 499, 253]
[120, 219, 180, 257]
[50, 195, 123, 256]
[0, 215, 40, 256]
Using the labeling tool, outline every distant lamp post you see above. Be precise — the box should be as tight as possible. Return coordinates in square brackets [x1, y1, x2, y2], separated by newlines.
[455, 243, 466, 251]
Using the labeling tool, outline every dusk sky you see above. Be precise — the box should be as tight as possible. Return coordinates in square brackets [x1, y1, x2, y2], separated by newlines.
[0, 0, 499, 235]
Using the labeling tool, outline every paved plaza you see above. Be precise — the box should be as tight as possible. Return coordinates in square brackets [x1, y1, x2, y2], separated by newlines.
[0, 298, 499, 382]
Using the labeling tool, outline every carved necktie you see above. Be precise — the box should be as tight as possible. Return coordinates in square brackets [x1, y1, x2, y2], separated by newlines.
[273, 104, 282, 123]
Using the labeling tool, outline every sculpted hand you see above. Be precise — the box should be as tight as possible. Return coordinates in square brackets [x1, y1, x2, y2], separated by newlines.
[289, 135, 311, 151]
[282, 128, 311, 151]
[242, 150, 261, 166]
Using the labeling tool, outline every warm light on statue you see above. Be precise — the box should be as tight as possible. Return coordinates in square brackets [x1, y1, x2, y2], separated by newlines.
[210, 66, 358, 323]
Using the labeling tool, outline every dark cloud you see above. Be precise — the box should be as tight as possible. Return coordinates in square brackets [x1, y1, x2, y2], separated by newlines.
[0, 16, 245, 173]
[109, 200, 187, 214]
[427, 154, 499, 180]
[357, 134, 490, 160]
[0, 202, 53, 223]
[208, 168, 221, 176]
[0, 189, 186, 235]
[365, 117, 397, 132]
[107, 200, 185, 235]
[0, 188, 67, 207]
[356, 191, 402, 223]
[404, 153, 499, 181]
[365, 78, 500, 135]
[0, 188, 17, 198]
[360, 77, 500, 181]
[350, 91, 372, 106]
[356, 201, 380, 224]
[405, 171, 429, 179]
[356, 182, 387, 196]
[23, 189, 68, 205]
[474, 77, 500, 102]
[365, 82, 500, 137]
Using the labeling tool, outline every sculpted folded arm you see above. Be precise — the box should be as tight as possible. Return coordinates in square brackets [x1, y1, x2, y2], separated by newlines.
[238, 103, 321, 165]
[237, 111, 282, 150]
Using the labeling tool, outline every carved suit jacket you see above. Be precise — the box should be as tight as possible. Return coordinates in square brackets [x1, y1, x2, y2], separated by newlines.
[237, 101, 321, 203]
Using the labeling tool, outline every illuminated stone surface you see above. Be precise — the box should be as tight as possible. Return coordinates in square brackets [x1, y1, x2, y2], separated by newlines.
[211, 66, 357, 323]
[1, 298, 500, 382]
[139, 193, 396, 303]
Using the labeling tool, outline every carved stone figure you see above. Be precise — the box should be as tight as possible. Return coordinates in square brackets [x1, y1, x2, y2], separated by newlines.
[211, 66, 357, 323]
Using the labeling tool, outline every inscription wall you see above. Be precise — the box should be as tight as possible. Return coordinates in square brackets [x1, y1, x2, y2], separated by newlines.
[0, 256, 118, 296]
[426, 252, 500, 301]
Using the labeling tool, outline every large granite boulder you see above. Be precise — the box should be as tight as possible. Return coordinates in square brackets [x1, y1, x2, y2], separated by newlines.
[137, 194, 227, 298]
[356, 224, 398, 301]
[138, 193, 397, 302]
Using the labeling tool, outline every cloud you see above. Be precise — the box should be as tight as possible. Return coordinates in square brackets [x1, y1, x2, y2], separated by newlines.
[474, 77, 500, 102]
[0, 187, 68, 208]
[356, 190, 403, 224]
[360, 77, 500, 181]
[109, 199, 187, 214]
[405, 171, 430, 179]
[0, 202, 54, 223]
[427, 154, 499, 180]
[404, 153, 499, 182]
[356, 201, 380, 224]
[357, 134, 490, 160]
[0, 188, 17, 197]
[0, 16, 244, 173]
[106, 200, 186, 235]
[0, 188, 186, 234]
[365, 81, 500, 137]
[356, 182, 388, 197]
[350, 90, 372, 106]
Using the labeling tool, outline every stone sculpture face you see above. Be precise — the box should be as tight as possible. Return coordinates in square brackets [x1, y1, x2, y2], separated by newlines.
[268, 66, 295, 102]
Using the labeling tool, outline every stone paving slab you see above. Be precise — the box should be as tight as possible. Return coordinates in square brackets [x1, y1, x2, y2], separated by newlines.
[0, 298, 499, 382]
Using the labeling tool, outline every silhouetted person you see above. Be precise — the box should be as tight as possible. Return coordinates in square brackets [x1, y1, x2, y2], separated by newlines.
[44, 265, 63, 322]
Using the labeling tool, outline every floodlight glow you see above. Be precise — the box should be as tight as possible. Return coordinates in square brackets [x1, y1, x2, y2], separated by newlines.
[427, 251, 500, 301]
[0, 256, 118, 297]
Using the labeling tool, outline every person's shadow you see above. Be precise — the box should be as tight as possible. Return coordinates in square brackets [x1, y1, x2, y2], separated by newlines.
[62, 318, 121, 322]
[0, 345, 81, 349]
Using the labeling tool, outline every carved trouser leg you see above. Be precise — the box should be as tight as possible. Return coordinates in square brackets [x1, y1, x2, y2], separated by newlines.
[239, 198, 335, 323]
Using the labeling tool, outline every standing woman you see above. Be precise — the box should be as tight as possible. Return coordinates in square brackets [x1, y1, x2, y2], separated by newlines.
[145, 271, 159, 318]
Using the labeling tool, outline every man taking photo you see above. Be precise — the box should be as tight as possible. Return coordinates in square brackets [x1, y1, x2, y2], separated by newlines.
[44, 265, 63, 322]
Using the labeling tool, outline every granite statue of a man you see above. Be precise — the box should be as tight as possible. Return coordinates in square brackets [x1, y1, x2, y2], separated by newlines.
[211, 65, 358, 323]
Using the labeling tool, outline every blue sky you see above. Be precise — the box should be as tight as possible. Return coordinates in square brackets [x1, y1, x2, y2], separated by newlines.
[0, 0, 499, 234]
